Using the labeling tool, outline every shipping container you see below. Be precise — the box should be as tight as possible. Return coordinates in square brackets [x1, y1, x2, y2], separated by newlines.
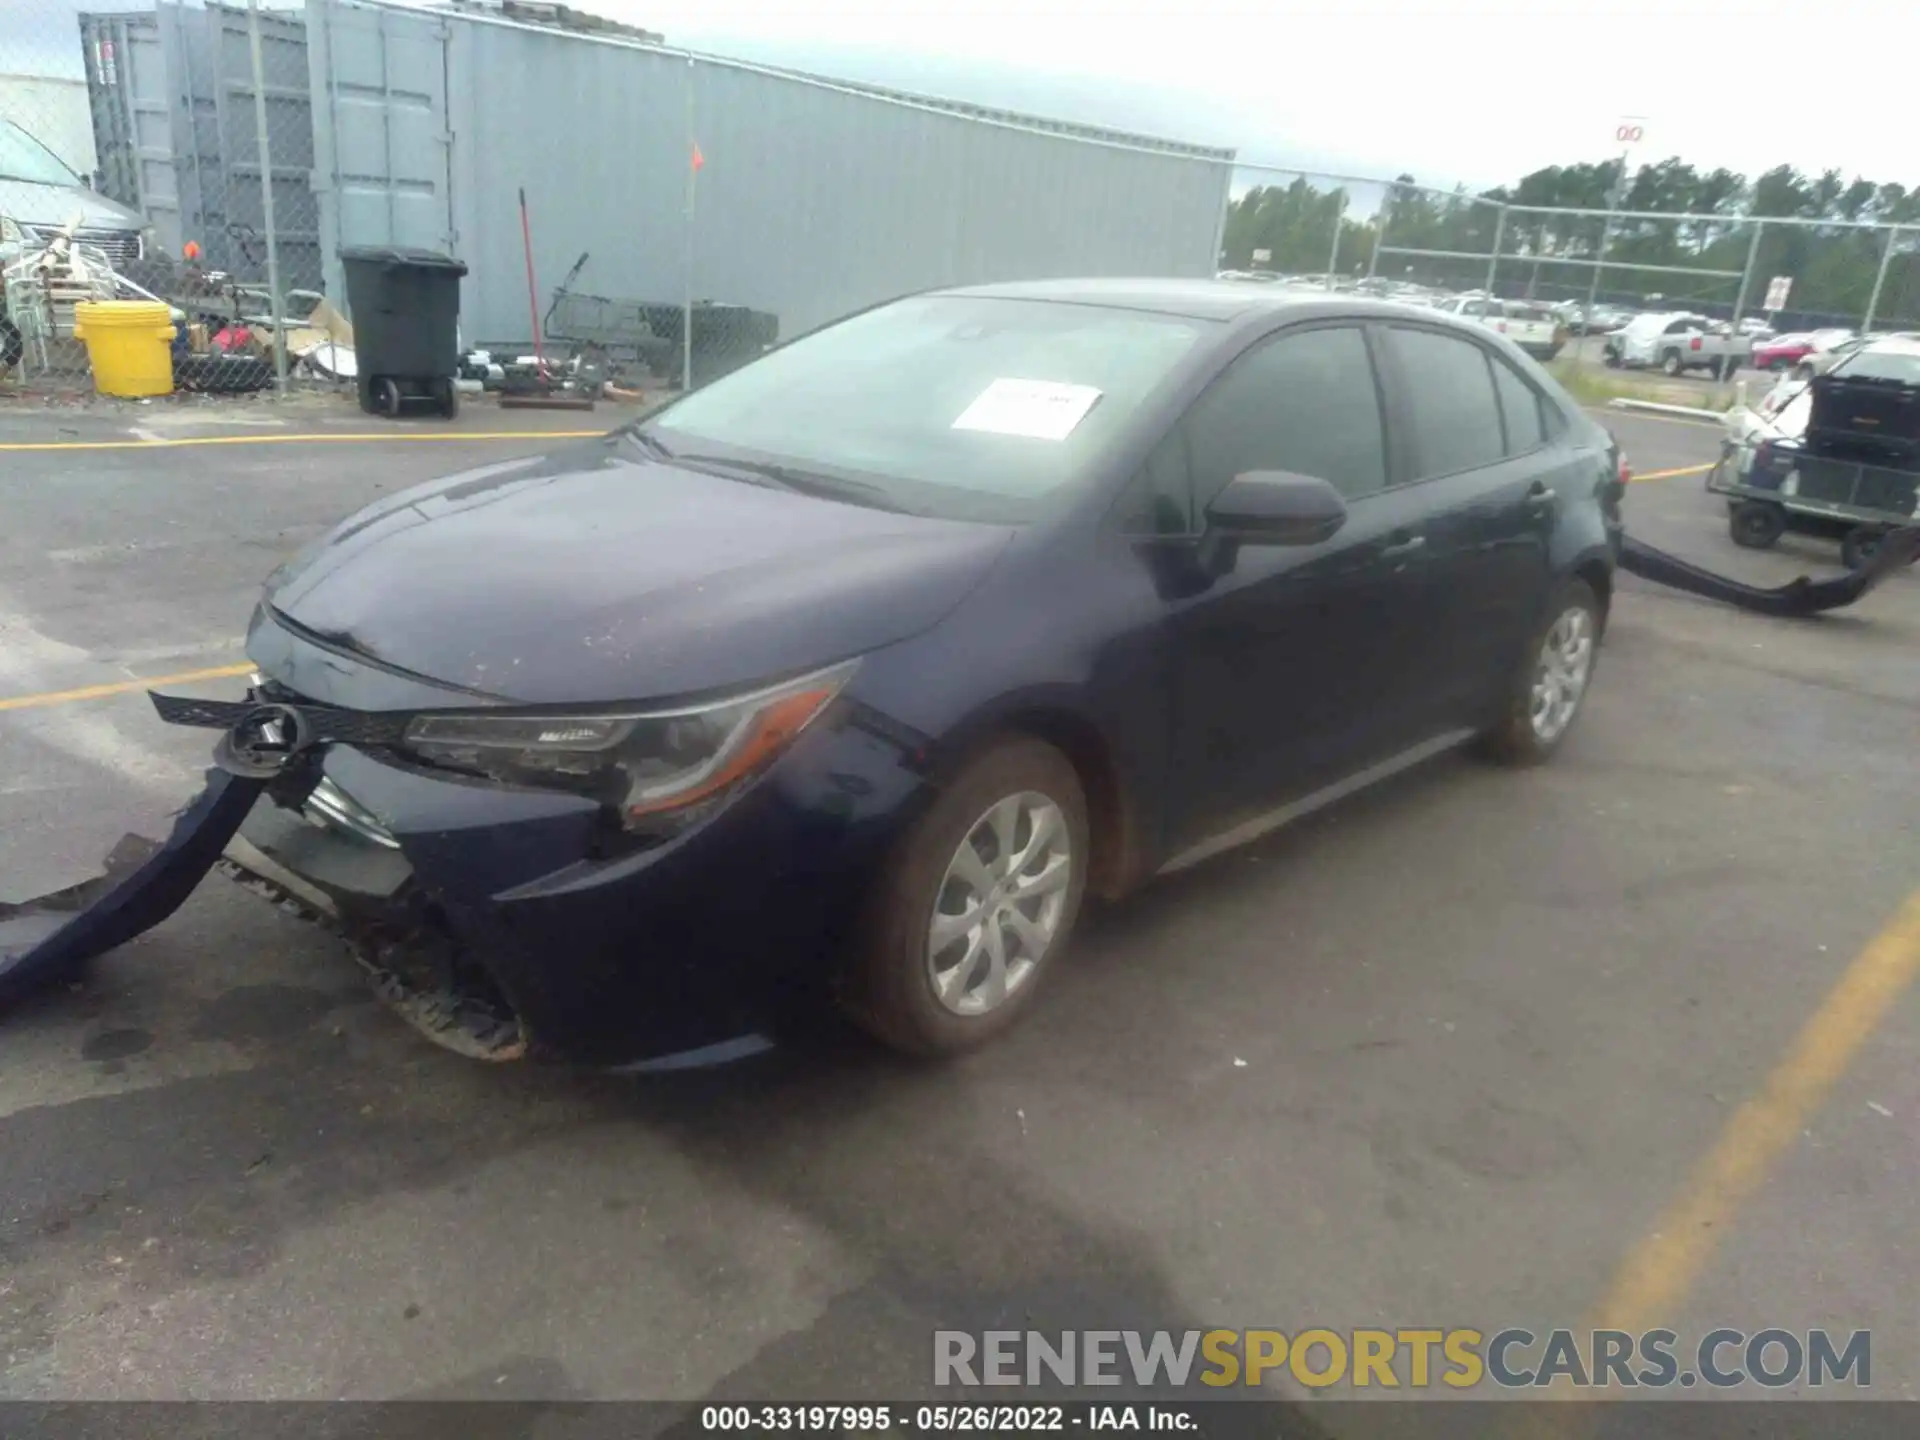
[79, 3, 322, 288]
[305, 0, 1235, 353]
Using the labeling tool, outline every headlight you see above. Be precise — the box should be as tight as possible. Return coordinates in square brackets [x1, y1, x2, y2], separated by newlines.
[400, 660, 857, 836]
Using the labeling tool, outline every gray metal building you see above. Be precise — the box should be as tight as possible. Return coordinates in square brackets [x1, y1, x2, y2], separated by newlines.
[303, 0, 1236, 346]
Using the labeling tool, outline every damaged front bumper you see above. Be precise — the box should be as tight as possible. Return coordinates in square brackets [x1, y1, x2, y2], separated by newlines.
[5, 673, 898, 1065]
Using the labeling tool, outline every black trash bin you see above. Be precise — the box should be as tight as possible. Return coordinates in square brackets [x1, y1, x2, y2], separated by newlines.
[339, 246, 469, 419]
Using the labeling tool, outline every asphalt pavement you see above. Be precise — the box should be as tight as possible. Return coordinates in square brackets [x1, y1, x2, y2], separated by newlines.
[2, 397, 1917, 1409]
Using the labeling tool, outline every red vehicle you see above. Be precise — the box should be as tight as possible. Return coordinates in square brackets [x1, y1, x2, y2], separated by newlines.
[1753, 328, 1853, 373]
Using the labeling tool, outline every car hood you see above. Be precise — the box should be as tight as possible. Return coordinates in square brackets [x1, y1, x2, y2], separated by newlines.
[262, 441, 1016, 705]
[0, 178, 145, 232]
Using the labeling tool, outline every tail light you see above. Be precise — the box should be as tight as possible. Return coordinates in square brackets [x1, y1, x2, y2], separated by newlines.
[1617, 455, 1632, 486]
[1690, 336, 1703, 351]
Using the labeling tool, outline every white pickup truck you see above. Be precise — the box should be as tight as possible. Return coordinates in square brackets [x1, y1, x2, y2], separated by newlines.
[1428, 294, 1568, 361]
[1604, 311, 1750, 378]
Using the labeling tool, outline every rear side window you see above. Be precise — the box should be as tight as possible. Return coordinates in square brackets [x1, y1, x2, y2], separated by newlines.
[1183, 326, 1389, 503]
[1383, 327, 1507, 477]
[1489, 356, 1547, 454]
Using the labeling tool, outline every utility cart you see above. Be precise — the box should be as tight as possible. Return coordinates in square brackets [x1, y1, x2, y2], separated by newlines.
[1710, 359, 1920, 570]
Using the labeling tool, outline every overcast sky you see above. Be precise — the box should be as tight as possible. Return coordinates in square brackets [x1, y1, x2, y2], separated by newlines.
[615, 0, 1912, 192]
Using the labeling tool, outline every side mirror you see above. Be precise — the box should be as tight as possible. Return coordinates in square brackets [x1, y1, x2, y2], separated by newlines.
[1205, 470, 1348, 546]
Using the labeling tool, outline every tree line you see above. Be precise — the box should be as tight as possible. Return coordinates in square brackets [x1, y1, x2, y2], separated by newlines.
[1221, 158, 1920, 325]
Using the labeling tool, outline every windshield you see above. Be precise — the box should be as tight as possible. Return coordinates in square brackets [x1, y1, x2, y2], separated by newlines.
[1832, 347, 1920, 386]
[0, 119, 82, 188]
[646, 295, 1208, 519]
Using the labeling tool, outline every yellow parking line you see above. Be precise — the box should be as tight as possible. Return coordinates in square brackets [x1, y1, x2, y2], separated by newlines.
[1587, 884, 1920, 1334]
[0, 430, 606, 453]
[1631, 462, 1712, 482]
[0, 662, 254, 713]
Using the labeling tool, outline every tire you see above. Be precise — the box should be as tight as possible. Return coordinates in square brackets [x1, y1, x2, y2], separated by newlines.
[1660, 349, 1683, 377]
[378, 377, 404, 419]
[1479, 578, 1603, 766]
[432, 376, 459, 419]
[1603, 352, 1622, 369]
[1729, 500, 1786, 550]
[844, 736, 1090, 1058]
[1840, 527, 1884, 571]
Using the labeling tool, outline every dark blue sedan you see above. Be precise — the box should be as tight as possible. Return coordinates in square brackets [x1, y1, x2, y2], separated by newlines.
[189, 280, 1626, 1065]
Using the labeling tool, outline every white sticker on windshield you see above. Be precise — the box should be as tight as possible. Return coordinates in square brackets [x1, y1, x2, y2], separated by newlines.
[951, 378, 1103, 441]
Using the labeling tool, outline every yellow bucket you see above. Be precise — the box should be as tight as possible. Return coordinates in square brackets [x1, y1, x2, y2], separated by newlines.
[73, 301, 177, 398]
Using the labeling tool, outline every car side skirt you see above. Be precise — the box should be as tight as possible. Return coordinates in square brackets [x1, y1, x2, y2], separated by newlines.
[1156, 727, 1480, 877]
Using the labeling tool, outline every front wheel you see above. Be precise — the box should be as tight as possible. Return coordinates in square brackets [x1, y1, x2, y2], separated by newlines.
[1730, 499, 1786, 550]
[377, 377, 404, 419]
[1660, 350, 1683, 376]
[1479, 578, 1602, 765]
[844, 737, 1089, 1058]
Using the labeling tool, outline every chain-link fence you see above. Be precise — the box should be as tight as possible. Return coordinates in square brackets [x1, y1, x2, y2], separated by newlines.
[4, 0, 324, 394]
[5, 0, 1918, 406]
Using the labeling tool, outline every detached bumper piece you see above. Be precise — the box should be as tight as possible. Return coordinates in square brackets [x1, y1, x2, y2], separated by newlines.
[0, 767, 267, 1006]
[1616, 525, 1920, 618]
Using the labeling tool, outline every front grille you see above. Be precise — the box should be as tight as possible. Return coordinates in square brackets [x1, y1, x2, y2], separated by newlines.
[26, 225, 141, 270]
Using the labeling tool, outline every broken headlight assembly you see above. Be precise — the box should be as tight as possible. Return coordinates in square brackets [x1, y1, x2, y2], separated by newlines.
[399, 660, 858, 836]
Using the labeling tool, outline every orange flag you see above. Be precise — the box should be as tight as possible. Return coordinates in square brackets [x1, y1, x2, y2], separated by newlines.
[691, 143, 705, 173]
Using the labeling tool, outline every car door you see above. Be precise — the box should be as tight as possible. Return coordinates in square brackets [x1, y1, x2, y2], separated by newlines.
[1373, 323, 1559, 722]
[1158, 322, 1443, 846]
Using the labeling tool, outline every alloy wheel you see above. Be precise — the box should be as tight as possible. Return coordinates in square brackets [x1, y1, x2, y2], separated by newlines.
[927, 791, 1073, 1016]
[1529, 605, 1595, 744]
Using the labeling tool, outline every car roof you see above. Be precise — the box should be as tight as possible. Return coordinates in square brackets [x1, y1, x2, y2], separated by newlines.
[931, 276, 1454, 324]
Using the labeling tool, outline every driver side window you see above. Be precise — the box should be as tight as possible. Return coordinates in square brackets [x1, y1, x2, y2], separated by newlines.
[1181, 326, 1390, 509]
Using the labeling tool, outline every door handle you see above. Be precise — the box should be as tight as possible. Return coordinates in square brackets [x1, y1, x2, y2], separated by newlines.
[1525, 481, 1555, 511]
[1380, 534, 1426, 560]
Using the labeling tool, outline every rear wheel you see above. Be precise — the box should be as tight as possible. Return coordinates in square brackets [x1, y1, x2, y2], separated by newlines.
[378, 377, 404, 419]
[844, 737, 1088, 1058]
[1730, 500, 1786, 550]
[1480, 578, 1602, 765]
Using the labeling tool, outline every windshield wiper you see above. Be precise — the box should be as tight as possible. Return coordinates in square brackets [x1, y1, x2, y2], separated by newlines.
[672, 454, 893, 504]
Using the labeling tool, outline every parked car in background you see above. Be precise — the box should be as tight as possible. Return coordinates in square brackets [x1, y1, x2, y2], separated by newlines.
[1, 117, 152, 369]
[1752, 328, 1854, 374]
[1735, 316, 1776, 339]
[1604, 312, 1749, 377]
[177, 279, 1624, 1066]
[1430, 294, 1569, 360]
[1554, 302, 1634, 336]
[1799, 330, 1920, 380]
[0, 118, 148, 268]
